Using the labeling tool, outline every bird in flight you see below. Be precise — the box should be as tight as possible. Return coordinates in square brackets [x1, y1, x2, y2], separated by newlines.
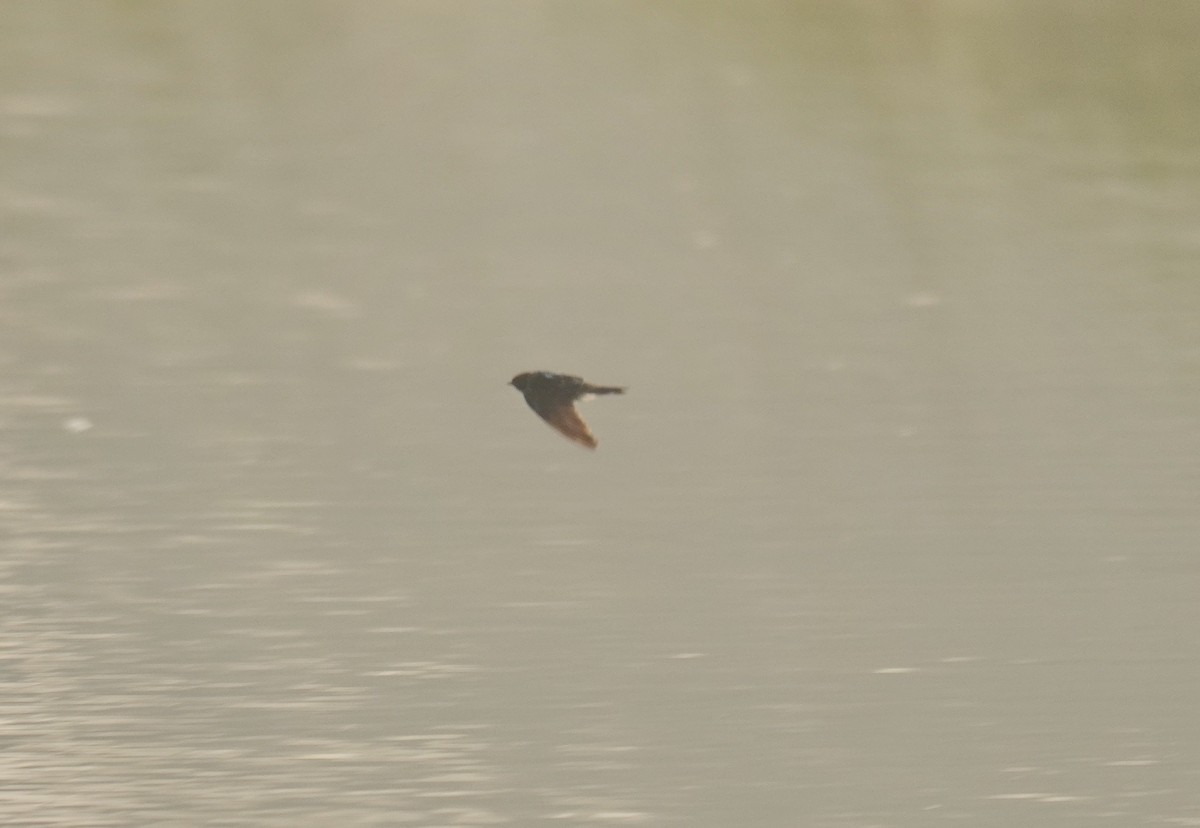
[509, 371, 625, 449]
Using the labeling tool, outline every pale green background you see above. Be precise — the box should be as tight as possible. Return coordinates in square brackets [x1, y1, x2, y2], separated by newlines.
[3, 2, 1199, 825]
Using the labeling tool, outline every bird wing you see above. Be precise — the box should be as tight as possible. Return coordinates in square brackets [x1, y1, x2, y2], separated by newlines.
[529, 399, 598, 449]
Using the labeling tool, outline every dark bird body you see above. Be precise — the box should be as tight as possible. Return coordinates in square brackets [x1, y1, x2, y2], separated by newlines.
[510, 371, 624, 449]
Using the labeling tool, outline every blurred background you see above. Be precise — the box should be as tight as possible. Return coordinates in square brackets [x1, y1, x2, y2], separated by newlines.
[3, 1, 1200, 825]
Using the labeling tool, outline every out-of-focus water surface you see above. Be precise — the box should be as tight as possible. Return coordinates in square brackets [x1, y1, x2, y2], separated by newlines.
[3, 2, 1200, 825]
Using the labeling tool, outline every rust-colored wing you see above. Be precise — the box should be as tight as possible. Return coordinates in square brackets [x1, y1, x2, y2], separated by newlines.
[530, 400, 598, 449]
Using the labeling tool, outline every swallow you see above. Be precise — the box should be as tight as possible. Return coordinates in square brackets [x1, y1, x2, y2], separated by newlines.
[509, 371, 625, 449]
